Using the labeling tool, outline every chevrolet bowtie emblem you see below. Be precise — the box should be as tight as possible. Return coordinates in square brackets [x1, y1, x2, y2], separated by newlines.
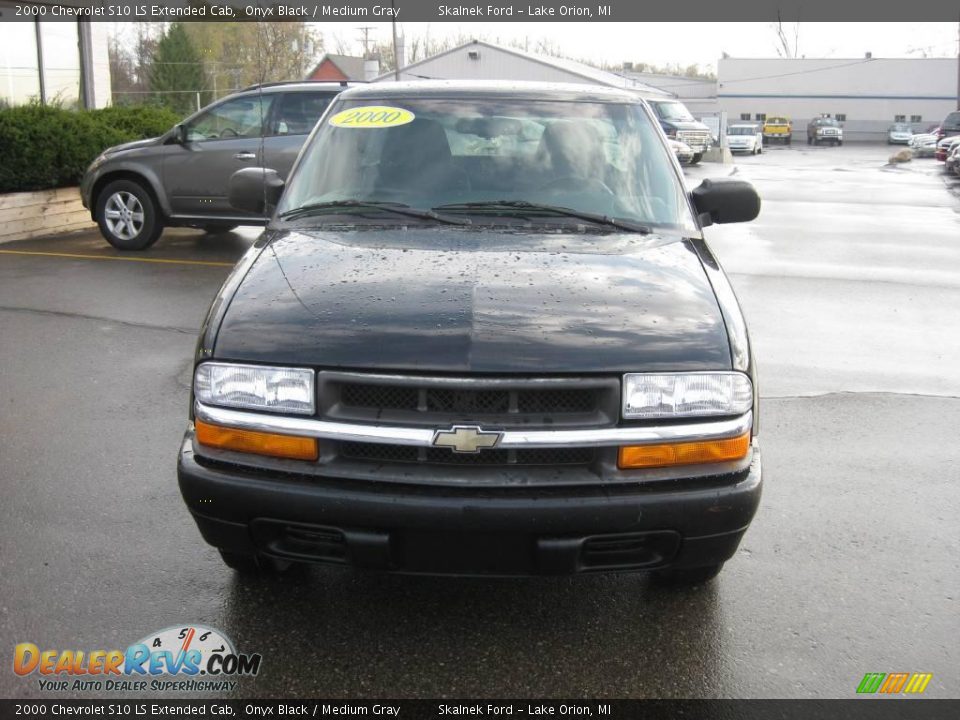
[431, 425, 502, 454]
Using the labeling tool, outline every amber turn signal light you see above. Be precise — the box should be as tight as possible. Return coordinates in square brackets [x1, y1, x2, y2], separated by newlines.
[618, 432, 750, 469]
[195, 420, 318, 461]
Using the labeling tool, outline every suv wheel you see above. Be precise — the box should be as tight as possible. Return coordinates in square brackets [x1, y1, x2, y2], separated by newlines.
[689, 153, 703, 165]
[96, 180, 163, 250]
[654, 563, 724, 585]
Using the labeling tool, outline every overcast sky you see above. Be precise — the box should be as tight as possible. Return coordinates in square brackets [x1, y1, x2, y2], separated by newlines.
[324, 22, 960, 73]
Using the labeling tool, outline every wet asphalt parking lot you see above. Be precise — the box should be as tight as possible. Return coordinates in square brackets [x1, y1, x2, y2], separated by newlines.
[1, 143, 958, 699]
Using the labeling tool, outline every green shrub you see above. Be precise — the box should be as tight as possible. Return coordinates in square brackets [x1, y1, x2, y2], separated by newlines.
[91, 105, 181, 140]
[0, 103, 182, 193]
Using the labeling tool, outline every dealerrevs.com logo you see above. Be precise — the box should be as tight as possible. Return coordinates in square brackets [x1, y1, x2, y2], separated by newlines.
[13, 625, 261, 692]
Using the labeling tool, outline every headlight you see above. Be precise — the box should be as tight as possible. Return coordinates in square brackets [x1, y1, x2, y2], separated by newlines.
[194, 362, 315, 415]
[622, 372, 752, 419]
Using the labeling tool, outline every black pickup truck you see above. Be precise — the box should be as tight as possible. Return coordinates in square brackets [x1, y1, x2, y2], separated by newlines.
[178, 81, 763, 584]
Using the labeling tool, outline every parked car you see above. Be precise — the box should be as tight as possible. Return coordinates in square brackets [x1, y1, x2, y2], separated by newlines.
[807, 117, 843, 146]
[726, 124, 763, 154]
[645, 98, 714, 164]
[668, 137, 695, 165]
[81, 81, 352, 250]
[934, 135, 960, 162]
[887, 123, 914, 144]
[936, 111, 960, 140]
[761, 116, 792, 144]
[910, 132, 940, 157]
[946, 143, 960, 175]
[178, 81, 763, 584]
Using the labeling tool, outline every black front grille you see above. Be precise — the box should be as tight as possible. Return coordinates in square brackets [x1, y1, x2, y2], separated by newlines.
[340, 442, 595, 467]
[340, 383, 418, 411]
[331, 378, 611, 424]
[427, 388, 509, 414]
[518, 389, 594, 414]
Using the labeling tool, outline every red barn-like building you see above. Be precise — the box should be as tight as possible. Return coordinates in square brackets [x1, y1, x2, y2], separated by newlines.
[307, 54, 368, 82]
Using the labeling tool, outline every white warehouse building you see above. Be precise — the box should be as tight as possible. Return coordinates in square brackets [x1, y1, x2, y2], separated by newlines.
[717, 57, 959, 141]
[375, 39, 670, 98]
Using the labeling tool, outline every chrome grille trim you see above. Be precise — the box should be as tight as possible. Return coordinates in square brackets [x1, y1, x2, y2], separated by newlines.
[194, 401, 752, 450]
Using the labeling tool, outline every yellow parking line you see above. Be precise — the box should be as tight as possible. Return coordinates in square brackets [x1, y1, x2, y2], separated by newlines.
[0, 249, 234, 267]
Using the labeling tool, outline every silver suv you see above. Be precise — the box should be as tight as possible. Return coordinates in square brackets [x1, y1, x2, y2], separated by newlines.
[81, 82, 350, 250]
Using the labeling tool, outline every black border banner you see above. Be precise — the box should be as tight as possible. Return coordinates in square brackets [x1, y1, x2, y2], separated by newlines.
[2, 0, 960, 22]
[1, 700, 959, 719]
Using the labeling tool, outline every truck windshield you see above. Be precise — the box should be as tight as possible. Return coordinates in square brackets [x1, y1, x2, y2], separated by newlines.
[727, 127, 756, 136]
[279, 97, 698, 233]
[650, 101, 696, 123]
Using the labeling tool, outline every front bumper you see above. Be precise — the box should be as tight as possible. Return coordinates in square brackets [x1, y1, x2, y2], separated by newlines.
[177, 434, 762, 576]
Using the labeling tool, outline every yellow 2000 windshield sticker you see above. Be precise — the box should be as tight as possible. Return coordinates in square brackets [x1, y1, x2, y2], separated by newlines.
[328, 106, 415, 129]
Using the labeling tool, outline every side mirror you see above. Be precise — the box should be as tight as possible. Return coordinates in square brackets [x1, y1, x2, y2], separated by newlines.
[172, 124, 187, 144]
[691, 177, 761, 226]
[228, 168, 285, 215]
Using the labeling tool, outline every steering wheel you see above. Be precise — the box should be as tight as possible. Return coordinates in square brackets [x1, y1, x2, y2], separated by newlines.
[538, 176, 614, 195]
[219, 128, 239, 138]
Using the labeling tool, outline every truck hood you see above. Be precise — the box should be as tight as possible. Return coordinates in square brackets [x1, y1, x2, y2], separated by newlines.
[664, 120, 710, 132]
[213, 228, 731, 373]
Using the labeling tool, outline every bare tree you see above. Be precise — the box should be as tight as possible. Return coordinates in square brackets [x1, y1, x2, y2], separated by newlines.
[772, 13, 801, 58]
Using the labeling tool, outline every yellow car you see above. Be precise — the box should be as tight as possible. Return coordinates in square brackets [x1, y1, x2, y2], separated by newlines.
[762, 116, 792, 144]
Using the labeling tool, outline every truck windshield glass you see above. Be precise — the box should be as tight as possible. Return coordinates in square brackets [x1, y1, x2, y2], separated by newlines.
[727, 126, 756, 136]
[650, 101, 695, 123]
[279, 98, 698, 233]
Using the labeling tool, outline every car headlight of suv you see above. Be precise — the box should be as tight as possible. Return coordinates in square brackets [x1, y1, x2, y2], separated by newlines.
[618, 372, 753, 469]
[194, 362, 315, 415]
[622, 372, 752, 419]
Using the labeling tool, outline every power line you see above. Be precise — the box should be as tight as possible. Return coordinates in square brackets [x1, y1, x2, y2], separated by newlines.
[717, 58, 877, 87]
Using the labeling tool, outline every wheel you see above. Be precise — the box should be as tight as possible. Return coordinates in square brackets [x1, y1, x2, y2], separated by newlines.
[201, 224, 239, 234]
[758, 145, 763, 154]
[785, 136, 791, 145]
[654, 563, 724, 585]
[95, 179, 163, 250]
[218, 550, 297, 575]
[837, 140, 843, 147]
[807, 136, 813, 145]
[689, 153, 703, 165]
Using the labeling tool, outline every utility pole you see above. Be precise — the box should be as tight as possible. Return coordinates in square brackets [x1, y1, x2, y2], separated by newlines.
[391, 0, 400, 81]
[956, 13, 959, 108]
[357, 26, 375, 56]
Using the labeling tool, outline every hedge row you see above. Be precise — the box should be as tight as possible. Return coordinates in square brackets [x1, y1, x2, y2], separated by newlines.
[0, 104, 182, 194]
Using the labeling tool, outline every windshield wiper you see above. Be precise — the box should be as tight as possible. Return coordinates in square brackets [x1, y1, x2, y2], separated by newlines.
[434, 200, 652, 234]
[279, 200, 471, 226]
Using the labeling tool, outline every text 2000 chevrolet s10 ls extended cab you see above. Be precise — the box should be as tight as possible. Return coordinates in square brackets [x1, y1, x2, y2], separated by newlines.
[177, 81, 763, 584]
